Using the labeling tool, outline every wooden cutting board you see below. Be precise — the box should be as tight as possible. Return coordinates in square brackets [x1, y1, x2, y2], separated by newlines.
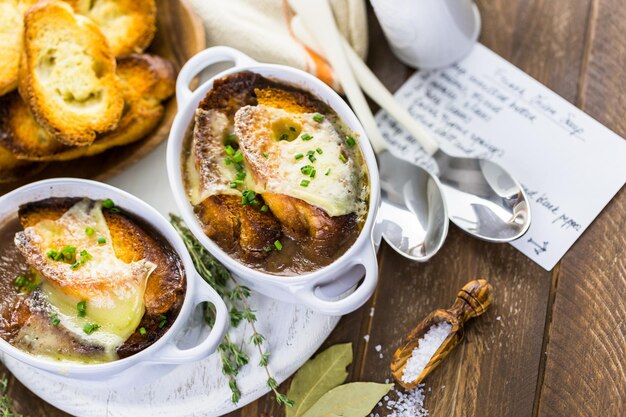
[0, 0, 206, 195]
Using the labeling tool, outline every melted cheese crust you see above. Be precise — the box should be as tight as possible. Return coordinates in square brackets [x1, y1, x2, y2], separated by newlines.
[14, 200, 155, 356]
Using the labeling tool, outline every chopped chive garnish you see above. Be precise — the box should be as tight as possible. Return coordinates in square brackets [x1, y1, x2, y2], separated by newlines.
[46, 250, 58, 260]
[80, 250, 92, 260]
[289, 126, 296, 132]
[98, 237, 106, 245]
[77, 301, 87, 317]
[139, 327, 147, 336]
[306, 150, 314, 155]
[224, 145, 235, 156]
[339, 154, 348, 163]
[260, 205, 269, 213]
[226, 133, 237, 142]
[102, 198, 114, 209]
[310, 169, 316, 178]
[85, 227, 95, 236]
[61, 245, 76, 258]
[233, 150, 244, 163]
[308, 154, 316, 162]
[301, 165, 314, 175]
[313, 113, 324, 122]
[325, 168, 331, 176]
[83, 323, 100, 335]
[274, 240, 283, 251]
[50, 313, 60, 326]
[345, 136, 356, 147]
[109, 206, 121, 213]
[279, 133, 289, 141]
[300, 179, 310, 187]
[224, 157, 232, 165]
[236, 171, 246, 180]
[316, 148, 323, 154]
[301, 133, 313, 141]
[14, 275, 26, 287]
[263, 152, 269, 158]
[230, 182, 238, 189]
[70, 261, 81, 269]
[158, 315, 168, 329]
[294, 153, 304, 160]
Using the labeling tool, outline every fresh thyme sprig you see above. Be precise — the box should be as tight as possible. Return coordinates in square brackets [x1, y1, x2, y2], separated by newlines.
[170, 215, 292, 407]
[0, 375, 23, 417]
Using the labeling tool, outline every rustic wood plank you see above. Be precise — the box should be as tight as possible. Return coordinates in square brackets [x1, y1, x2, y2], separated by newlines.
[536, 0, 626, 414]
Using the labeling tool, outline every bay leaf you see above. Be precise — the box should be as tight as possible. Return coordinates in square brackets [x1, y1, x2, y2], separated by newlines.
[287, 343, 353, 417]
[301, 382, 394, 417]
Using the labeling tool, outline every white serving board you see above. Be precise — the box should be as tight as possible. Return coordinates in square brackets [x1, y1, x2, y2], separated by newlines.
[2, 142, 339, 416]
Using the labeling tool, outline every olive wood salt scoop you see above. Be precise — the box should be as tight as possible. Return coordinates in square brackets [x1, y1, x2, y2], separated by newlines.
[390, 279, 493, 389]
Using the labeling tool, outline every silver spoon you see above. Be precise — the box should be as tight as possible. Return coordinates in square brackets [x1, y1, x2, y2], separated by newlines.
[343, 43, 531, 242]
[289, 0, 448, 261]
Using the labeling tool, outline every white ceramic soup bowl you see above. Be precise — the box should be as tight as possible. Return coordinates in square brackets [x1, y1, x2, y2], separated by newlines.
[167, 47, 381, 316]
[0, 178, 228, 383]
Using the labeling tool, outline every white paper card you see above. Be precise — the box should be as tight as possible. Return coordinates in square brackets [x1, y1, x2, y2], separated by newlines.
[375, 44, 626, 270]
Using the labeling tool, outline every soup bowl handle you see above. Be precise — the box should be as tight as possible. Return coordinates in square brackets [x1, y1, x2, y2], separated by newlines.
[150, 279, 228, 364]
[292, 243, 378, 316]
[176, 46, 258, 106]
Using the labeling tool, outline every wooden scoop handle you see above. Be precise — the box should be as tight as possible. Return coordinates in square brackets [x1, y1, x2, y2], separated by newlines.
[447, 279, 493, 323]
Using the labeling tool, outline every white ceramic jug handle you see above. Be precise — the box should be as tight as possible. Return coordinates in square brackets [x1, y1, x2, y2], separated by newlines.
[152, 279, 228, 364]
[176, 46, 257, 105]
[293, 243, 378, 316]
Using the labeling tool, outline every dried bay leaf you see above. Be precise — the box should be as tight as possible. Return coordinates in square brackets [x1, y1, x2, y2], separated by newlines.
[287, 343, 353, 417]
[301, 382, 394, 417]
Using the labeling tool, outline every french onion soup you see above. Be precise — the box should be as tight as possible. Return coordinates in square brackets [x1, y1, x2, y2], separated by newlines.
[183, 72, 370, 275]
[0, 198, 186, 363]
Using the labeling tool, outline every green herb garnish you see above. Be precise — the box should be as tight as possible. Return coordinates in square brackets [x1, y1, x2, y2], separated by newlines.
[85, 227, 95, 237]
[274, 240, 283, 251]
[139, 327, 147, 336]
[50, 313, 60, 327]
[325, 168, 331, 176]
[83, 323, 100, 335]
[294, 153, 304, 160]
[301, 133, 313, 141]
[102, 198, 115, 209]
[14, 276, 26, 288]
[263, 152, 269, 158]
[339, 154, 347, 163]
[158, 314, 168, 329]
[98, 237, 106, 245]
[313, 113, 324, 122]
[301, 165, 314, 176]
[77, 301, 87, 317]
[300, 179, 310, 187]
[260, 205, 269, 213]
[316, 148, 323, 154]
[225, 145, 236, 156]
[345, 136, 356, 147]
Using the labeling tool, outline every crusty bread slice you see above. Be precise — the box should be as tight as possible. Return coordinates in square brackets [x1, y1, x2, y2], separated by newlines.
[0, 143, 43, 183]
[64, 0, 156, 57]
[0, 0, 39, 96]
[1, 54, 174, 161]
[19, 1, 124, 146]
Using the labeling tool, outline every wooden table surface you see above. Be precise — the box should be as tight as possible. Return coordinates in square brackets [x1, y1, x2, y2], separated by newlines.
[3, 0, 624, 416]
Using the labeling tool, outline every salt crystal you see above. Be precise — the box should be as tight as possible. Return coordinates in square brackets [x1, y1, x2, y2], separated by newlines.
[385, 384, 429, 417]
[374, 344, 382, 352]
[401, 321, 451, 384]
[496, 316, 501, 321]
[364, 334, 370, 342]
[379, 353, 384, 359]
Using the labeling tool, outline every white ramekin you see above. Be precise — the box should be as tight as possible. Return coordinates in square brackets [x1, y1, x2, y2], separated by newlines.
[167, 47, 381, 316]
[0, 178, 228, 383]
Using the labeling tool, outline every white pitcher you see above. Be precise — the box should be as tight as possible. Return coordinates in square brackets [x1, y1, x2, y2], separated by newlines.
[370, 0, 481, 69]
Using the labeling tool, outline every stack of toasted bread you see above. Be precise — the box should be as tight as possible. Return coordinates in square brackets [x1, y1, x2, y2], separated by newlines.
[0, 0, 175, 182]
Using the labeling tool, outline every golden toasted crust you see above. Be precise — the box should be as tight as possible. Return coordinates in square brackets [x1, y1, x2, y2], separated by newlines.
[19, 1, 124, 146]
[64, 0, 156, 56]
[0, 0, 39, 96]
[197, 194, 281, 259]
[1, 54, 174, 160]
[0, 143, 43, 183]
[17, 197, 186, 357]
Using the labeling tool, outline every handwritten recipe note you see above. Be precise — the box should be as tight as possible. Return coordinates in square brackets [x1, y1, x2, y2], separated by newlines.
[375, 44, 626, 270]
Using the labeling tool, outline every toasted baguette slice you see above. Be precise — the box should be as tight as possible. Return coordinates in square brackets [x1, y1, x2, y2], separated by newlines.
[65, 0, 156, 56]
[0, 0, 39, 96]
[0, 143, 43, 183]
[19, 1, 124, 146]
[2, 54, 174, 160]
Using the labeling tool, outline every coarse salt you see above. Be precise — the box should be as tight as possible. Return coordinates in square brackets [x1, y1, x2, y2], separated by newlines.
[364, 334, 370, 342]
[401, 321, 451, 384]
[375, 344, 382, 352]
[369, 385, 429, 417]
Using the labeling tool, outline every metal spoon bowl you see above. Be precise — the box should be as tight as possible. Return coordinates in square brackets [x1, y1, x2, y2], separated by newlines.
[434, 151, 530, 241]
[376, 151, 448, 261]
